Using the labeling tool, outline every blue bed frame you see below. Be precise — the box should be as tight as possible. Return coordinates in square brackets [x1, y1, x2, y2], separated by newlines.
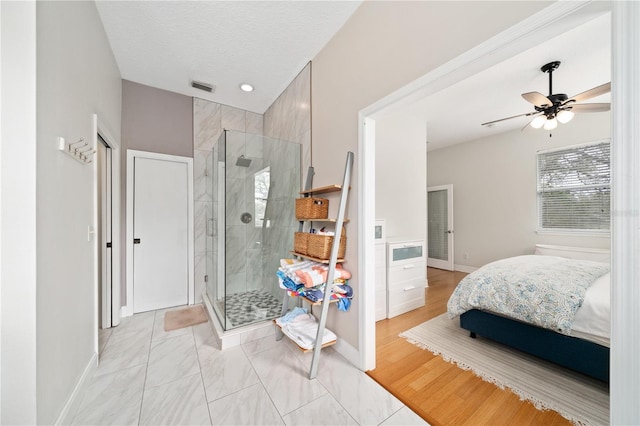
[459, 309, 610, 383]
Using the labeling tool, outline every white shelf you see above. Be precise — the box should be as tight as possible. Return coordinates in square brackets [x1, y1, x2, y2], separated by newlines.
[273, 320, 337, 353]
[289, 251, 345, 264]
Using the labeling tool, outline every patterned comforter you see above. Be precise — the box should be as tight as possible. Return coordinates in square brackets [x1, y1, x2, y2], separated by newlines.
[447, 255, 610, 335]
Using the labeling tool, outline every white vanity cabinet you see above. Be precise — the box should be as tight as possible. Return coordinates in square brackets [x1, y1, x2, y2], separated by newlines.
[386, 238, 427, 318]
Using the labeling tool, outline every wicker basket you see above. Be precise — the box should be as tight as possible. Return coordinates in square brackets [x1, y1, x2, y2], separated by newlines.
[293, 232, 309, 255]
[295, 197, 329, 220]
[307, 233, 347, 260]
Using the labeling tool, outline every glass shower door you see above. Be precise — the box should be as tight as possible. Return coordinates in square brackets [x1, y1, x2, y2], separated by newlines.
[207, 130, 300, 330]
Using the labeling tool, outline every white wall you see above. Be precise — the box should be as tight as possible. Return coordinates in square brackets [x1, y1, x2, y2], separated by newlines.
[0, 2, 38, 423]
[375, 112, 427, 240]
[311, 0, 550, 352]
[428, 111, 611, 269]
[36, 1, 121, 423]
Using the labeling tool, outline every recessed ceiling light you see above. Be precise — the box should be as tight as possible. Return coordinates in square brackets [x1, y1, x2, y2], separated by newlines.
[239, 83, 254, 92]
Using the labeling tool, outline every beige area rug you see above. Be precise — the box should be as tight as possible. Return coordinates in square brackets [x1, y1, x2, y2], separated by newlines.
[400, 313, 609, 425]
[164, 304, 208, 332]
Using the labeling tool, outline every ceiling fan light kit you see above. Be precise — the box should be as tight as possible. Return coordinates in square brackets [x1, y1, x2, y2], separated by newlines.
[530, 115, 547, 129]
[543, 117, 558, 130]
[556, 109, 575, 124]
[481, 60, 610, 131]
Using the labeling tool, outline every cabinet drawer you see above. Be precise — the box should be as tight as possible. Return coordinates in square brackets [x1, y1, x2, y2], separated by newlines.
[387, 285, 425, 318]
[387, 241, 426, 267]
[388, 262, 425, 284]
[387, 276, 425, 292]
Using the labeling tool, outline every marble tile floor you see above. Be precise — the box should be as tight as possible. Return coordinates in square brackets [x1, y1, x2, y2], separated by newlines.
[72, 306, 429, 426]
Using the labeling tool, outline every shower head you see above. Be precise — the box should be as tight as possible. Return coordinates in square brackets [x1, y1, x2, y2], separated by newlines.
[235, 155, 252, 167]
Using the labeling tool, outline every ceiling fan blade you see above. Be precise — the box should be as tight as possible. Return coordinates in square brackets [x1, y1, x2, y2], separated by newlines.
[522, 91, 552, 107]
[481, 111, 537, 127]
[570, 103, 610, 113]
[569, 82, 611, 103]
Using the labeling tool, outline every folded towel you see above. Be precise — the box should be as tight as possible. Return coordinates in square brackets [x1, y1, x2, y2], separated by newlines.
[275, 314, 336, 350]
[280, 307, 308, 323]
[277, 270, 304, 291]
[295, 264, 352, 288]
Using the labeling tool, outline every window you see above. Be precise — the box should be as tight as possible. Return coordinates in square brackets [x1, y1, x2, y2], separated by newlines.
[254, 167, 270, 227]
[537, 140, 611, 233]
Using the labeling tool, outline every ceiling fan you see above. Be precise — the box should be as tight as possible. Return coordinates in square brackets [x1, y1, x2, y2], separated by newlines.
[481, 61, 611, 131]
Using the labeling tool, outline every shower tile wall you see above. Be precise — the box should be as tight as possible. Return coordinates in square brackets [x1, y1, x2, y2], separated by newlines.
[263, 62, 311, 182]
[223, 130, 267, 296]
[193, 61, 309, 307]
[193, 98, 263, 301]
[263, 62, 311, 301]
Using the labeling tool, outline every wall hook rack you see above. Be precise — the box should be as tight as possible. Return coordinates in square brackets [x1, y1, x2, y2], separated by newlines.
[58, 137, 95, 164]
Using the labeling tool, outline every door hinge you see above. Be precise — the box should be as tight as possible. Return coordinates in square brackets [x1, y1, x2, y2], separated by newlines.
[204, 274, 209, 283]
[106, 242, 112, 248]
[134, 238, 141, 244]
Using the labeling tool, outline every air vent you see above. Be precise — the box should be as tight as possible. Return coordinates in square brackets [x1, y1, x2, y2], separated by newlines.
[191, 80, 215, 93]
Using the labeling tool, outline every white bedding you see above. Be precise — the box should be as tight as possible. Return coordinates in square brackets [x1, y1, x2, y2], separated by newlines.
[535, 244, 611, 346]
[572, 272, 610, 347]
[449, 244, 611, 347]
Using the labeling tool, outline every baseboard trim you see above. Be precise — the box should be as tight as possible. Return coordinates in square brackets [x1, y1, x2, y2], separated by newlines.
[334, 338, 361, 369]
[55, 352, 97, 425]
[454, 264, 477, 273]
[120, 304, 133, 318]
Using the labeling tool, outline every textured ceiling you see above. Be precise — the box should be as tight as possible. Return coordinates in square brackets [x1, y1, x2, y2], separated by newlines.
[96, 2, 610, 149]
[96, 1, 362, 113]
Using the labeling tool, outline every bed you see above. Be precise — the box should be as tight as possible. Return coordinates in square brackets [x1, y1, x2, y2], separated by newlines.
[447, 245, 611, 383]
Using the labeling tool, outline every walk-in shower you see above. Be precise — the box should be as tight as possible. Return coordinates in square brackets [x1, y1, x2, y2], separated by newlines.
[205, 130, 300, 331]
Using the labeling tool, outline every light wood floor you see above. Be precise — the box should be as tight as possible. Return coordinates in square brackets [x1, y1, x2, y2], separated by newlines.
[366, 267, 571, 426]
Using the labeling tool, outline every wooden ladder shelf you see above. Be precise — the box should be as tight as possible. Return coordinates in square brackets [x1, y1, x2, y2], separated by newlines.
[275, 151, 354, 379]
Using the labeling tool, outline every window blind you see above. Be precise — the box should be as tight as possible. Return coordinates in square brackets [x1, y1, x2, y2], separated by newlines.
[537, 140, 610, 231]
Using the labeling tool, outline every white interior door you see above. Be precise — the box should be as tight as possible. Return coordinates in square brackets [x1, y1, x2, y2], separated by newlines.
[427, 184, 454, 270]
[133, 156, 190, 313]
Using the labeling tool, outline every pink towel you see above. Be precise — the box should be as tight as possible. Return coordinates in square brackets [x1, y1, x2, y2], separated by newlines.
[295, 264, 352, 288]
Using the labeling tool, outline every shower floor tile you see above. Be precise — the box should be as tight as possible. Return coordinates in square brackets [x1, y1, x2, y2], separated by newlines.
[216, 289, 281, 329]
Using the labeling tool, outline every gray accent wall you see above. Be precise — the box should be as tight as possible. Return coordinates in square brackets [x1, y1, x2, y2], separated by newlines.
[122, 80, 193, 157]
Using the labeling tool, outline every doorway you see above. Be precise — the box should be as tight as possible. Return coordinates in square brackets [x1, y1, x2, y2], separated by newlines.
[427, 185, 454, 271]
[125, 150, 194, 315]
[93, 113, 122, 359]
[97, 135, 113, 328]
[358, 3, 619, 374]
